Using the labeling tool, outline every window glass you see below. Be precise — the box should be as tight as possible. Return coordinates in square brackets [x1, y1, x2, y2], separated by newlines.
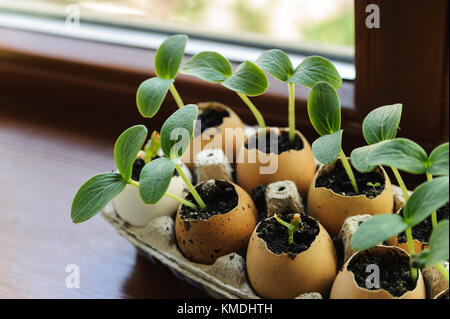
[0, 0, 354, 60]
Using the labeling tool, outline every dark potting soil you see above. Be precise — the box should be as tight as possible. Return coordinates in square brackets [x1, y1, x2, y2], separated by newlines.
[348, 250, 416, 297]
[245, 130, 304, 155]
[131, 157, 179, 182]
[315, 160, 385, 198]
[195, 108, 229, 136]
[397, 203, 449, 244]
[256, 213, 320, 259]
[179, 180, 238, 220]
[251, 184, 268, 222]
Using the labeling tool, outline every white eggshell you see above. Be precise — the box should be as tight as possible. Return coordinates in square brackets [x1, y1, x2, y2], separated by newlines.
[112, 164, 191, 227]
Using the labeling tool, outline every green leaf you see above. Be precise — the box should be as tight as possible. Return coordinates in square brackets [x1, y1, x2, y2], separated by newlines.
[350, 214, 408, 251]
[180, 51, 232, 82]
[312, 130, 342, 165]
[71, 173, 126, 223]
[307, 81, 341, 136]
[139, 157, 176, 204]
[222, 61, 268, 96]
[273, 215, 294, 232]
[363, 104, 402, 145]
[352, 138, 428, 174]
[136, 77, 174, 118]
[154, 34, 188, 79]
[427, 220, 449, 266]
[427, 142, 449, 176]
[403, 176, 449, 226]
[160, 104, 198, 159]
[288, 56, 342, 89]
[255, 49, 294, 82]
[351, 144, 378, 173]
[114, 125, 148, 180]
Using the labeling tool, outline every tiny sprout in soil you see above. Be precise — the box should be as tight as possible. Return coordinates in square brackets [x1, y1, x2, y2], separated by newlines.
[366, 181, 381, 191]
[274, 213, 303, 245]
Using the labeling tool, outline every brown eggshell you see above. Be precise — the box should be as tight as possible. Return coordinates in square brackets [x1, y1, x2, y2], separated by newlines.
[246, 217, 338, 298]
[330, 246, 426, 299]
[307, 161, 394, 237]
[175, 180, 257, 264]
[387, 237, 429, 253]
[236, 127, 316, 199]
[181, 101, 245, 171]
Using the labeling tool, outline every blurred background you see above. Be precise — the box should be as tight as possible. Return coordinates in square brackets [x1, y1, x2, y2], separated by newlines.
[0, 0, 354, 59]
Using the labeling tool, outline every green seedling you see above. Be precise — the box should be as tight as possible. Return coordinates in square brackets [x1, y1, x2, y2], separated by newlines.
[142, 131, 161, 163]
[180, 51, 268, 128]
[274, 213, 302, 245]
[255, 50, 342, 144]
[307, 81, 359, 193]
[137, 104, 206, 210]
[412, 220, 449, 282]
[366, 181, 381, 191]
[351, 176, 449, 282]
[136, 34, 188, 117]
[71, 105, 206, 224]
[351, 104, 449, 228]
[71, 124, 149, 223]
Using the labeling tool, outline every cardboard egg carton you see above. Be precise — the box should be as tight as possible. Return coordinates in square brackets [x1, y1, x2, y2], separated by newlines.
[102, 183, 447, 299]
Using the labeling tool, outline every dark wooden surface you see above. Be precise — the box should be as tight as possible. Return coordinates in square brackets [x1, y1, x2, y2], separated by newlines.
[0, 109, 208, 299]
[355, 0, 449, 148]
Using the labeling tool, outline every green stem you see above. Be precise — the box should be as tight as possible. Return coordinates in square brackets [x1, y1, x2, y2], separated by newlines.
[128, 179, 197, 209]
[128, 179, 140, 187]
[164, 192, 197, 209]
[237, 92, 266, 129]
[426, 173, 438, 229]
[391, 167, 409, 201]
[169, 83, 184, 108]
[405, 226, 418, 282]
[175, 163, 206, 210]
[288, 83, 296, 143]
[435, 262, 449, 282]
[339, 149, 359, 193]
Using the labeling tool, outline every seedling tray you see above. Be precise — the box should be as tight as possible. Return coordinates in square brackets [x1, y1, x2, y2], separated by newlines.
[100, 185, 420, 299]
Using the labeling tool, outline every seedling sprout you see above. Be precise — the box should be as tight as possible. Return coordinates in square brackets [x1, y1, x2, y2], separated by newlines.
[307, 81, 359, 193]
[274, 213, 303, 245]
[255, 50, 342, 144]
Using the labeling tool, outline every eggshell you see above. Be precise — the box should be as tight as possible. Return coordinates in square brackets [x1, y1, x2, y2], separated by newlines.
[307, 161, 394, 237]
[246, 217, 338, 298]
[181, 101, 245, 171]
[175, 180, 257, 264]
[330, 246, 426, 299]
[112, 163, 192, 227]
[387, 237, 428, 253]
[236, 127, 316, 199]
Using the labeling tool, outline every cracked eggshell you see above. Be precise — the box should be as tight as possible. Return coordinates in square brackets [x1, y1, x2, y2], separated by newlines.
[236, 128, 316, 199]
[181, 101, 245, 171]
[175, 180, 257, 264]
[330, 246, 426, 299]
[246, 217, 338, 298]
[112, 163, 191, 227]
[307, 162, 394, 237]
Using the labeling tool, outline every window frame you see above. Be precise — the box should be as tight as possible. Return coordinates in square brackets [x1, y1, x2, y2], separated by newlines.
[0, 0, 448, 154]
